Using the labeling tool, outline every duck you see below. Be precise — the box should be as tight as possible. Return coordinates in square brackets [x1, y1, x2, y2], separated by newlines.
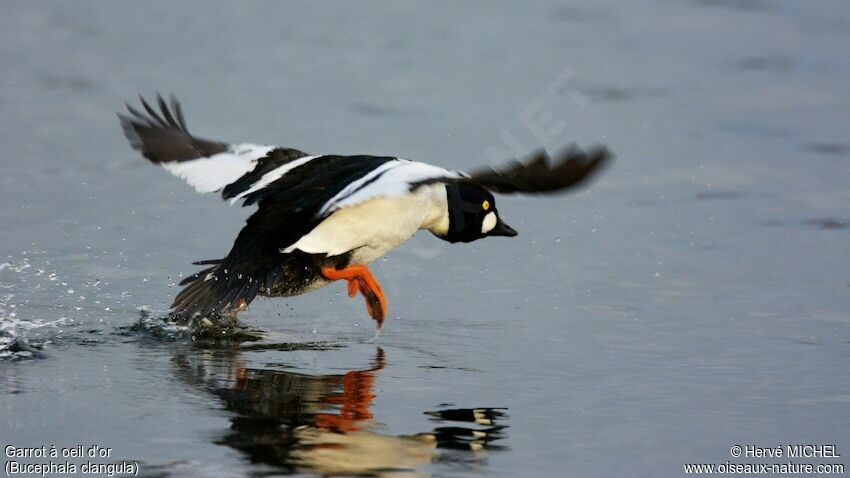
[119, 94, 611, 328]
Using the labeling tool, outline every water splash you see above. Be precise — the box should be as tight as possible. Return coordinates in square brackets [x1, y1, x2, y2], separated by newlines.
[125, 309, 263, 343]
[0, 256, 76, 360]
[0, 291, 69, 360]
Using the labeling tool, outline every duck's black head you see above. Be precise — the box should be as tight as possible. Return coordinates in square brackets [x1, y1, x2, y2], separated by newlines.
[440, 183, 517, 243]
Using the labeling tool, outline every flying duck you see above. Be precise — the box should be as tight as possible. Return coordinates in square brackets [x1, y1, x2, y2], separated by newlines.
[119, 95, 610, 328]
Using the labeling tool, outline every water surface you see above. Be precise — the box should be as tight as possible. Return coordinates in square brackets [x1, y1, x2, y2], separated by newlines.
[2, 1, 849, 476]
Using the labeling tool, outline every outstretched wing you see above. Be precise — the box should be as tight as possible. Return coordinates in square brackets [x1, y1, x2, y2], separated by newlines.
[119, 94, 308, 197]
[410, 145, 611, 195]
[467, 145, 611, 194]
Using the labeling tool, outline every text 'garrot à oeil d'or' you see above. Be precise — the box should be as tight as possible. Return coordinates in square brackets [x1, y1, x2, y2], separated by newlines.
[5, 444, 112, 458]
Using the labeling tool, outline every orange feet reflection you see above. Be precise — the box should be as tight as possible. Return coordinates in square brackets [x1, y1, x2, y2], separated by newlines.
[313, 348, 386, 432]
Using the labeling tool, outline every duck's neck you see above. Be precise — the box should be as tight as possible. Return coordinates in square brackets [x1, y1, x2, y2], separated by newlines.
[419, 184, 450, 236]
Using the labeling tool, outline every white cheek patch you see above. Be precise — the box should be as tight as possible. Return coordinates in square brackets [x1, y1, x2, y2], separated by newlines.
[481, 212, 497, 234]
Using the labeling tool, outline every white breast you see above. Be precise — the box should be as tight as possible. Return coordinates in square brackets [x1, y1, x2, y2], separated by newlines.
[282, 184, 448, 264]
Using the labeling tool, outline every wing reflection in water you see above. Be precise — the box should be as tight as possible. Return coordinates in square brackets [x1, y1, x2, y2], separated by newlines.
[169, 343, 507, 476]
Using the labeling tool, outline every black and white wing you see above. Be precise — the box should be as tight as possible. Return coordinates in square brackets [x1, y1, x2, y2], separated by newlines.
[119, 95, 460, 208]
[119, 94, 311, 198]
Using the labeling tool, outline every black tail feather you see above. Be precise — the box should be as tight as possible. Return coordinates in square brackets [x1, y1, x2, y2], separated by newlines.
[179, 264, 217, 286]
[191, 258, 224, 266]
[171, 262, 282, 319]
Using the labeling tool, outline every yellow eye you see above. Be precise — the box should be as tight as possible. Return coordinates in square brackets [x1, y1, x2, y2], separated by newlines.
[482, 200, 490, 210]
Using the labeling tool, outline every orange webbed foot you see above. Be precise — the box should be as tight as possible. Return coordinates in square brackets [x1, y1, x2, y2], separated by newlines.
[321, 265, 387, 328]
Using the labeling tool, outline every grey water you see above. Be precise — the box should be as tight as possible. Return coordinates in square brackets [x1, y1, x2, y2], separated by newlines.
[1, 1, 849, 476]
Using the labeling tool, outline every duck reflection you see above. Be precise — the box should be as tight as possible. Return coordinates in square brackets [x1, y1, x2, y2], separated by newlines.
[170, 343, 507, 476]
